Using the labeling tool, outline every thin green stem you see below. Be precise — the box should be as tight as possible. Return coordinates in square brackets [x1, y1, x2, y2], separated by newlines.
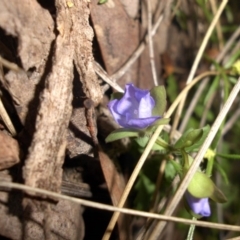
[186, 218, 197, 240]
[206, 155, 215, 177]
[155, 138, 170, 149]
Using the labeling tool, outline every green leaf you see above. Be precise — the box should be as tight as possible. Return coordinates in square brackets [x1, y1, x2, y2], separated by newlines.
[228, 76, 238, 84]
[150, 86, 167, 116]
[152, 118, 170, 126]
[214, 161, 229, 185]
[98, 0, 108, 4]
[135, 136, 166, 151]
[185, 125, 210, 152]
[222, 72, 230, 102]
[174, 128, 203, 150]
[216, 152, 240, 160]
[146, 118, 170, 133]
[224, 50, 240, 68]
[110, 92, 123, 100]
[166, 75, 178, 103]
[165, 161, 177, 180]
[135, 136, 149, 148]
[194, 105, 214, 122]
[134, 172, 155, 210]
[105, 128, 139, 142]
[204, 75, 220, 105]
[169, 160, 182, 176]
[211, 186, 227, 203]
[211, 129, 222, 149]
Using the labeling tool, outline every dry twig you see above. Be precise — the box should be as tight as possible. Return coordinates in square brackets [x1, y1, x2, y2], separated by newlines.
[147, 0, 158, 86]
[0, 181, 239, 233]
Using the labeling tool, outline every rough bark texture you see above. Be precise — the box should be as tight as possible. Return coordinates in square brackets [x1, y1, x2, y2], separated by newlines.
[18, 0, 77, 239]
[0, 0, 103, 238]
[23, 0, 74, 195]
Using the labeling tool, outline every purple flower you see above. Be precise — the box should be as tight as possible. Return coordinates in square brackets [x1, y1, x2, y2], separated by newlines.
[108, 84, 161, 129]
[186, 191, 211, 217]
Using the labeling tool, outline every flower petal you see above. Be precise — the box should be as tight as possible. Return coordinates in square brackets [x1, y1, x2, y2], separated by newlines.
[108, 99, 127, 127]
[186, 191, 211, 217]
[138, 93, 155, 118]
[133, 86, 149, 101]
[127, 116, 161, 129]
[116, 84, 138, 116]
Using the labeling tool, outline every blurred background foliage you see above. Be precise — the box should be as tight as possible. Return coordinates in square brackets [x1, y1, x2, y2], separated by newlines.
[112, 0, 240, 239]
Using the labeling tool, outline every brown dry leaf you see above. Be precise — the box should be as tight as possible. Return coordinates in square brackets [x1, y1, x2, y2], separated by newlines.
[98, 151, 125, 206]
[90, 0, 140, 87]
[0, 0, 55, 123]
[0, 1, 54, 71]
[120, 0, 139, 18]
[0, 131, 19, 170]
[98, 150, 130, 239]
[96, 105, 131, 239]
[82, 99, 129, 238]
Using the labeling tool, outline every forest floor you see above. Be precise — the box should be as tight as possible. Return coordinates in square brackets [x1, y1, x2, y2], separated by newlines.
[0, 0, 240, 239]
